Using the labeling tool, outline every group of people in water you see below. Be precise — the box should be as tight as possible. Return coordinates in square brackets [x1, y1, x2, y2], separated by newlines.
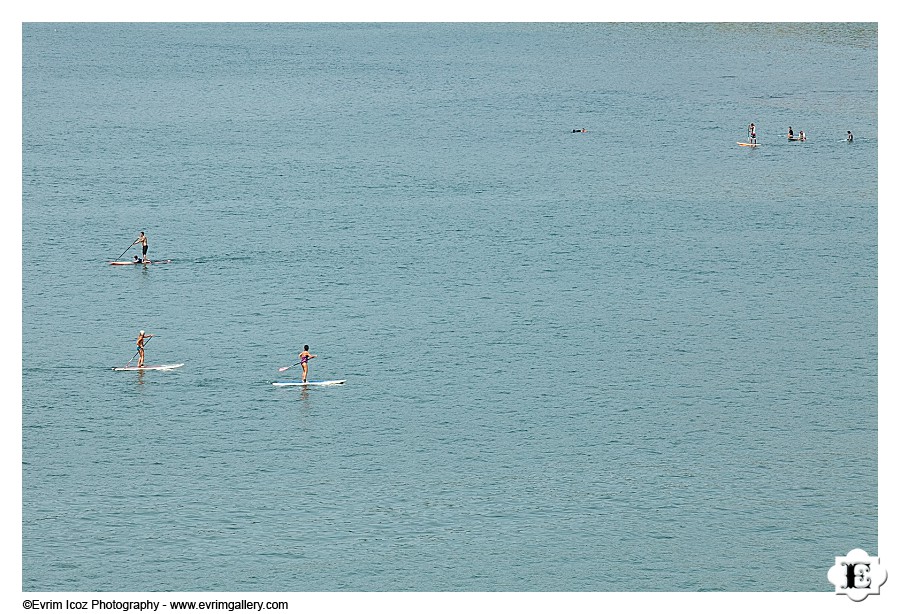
[121, 117, 854, 373]
[747, 123, 854, 144]
[574, 123, 853, 144]
[787, 126, 806, 141]
[122, 230, 318, 380]
[131, 331, 318, 380]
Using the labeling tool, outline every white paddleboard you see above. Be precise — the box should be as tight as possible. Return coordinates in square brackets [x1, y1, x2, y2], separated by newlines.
[113, 363, 185, 371]
[273, 380, 346, 387]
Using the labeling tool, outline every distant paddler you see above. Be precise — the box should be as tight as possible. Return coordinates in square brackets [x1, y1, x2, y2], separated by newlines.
[847, 131, 854, 142]
[748, 123, 757, 144]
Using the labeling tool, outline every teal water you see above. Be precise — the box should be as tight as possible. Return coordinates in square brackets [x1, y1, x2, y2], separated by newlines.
[22, 23, 877, 591]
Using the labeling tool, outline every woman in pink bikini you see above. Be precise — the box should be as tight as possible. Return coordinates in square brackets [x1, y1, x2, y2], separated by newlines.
[298, 345, 317, 382]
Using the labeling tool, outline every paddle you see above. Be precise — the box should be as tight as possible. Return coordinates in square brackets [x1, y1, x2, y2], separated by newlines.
[278, 355, 316, 372]
[278, 361, 301, 372]
[114, 239, 138, 262]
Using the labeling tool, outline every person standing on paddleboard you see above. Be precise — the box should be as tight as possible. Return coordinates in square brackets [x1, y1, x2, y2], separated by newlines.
[748, 123, 756, 144]
[298, 345, 317, 383]
[136, 330, 153, 367]
[132, 231, 149, 263]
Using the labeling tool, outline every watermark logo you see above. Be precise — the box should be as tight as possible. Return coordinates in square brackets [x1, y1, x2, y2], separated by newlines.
[827, 548, 888, 601]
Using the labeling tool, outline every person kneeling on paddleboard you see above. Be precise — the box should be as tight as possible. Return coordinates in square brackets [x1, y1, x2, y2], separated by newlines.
[298, 345, 317, 383]
[136, 330, 154, 367]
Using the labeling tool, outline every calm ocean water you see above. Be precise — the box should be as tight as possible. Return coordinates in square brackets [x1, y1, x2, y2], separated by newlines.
[22, 23, 877, 591]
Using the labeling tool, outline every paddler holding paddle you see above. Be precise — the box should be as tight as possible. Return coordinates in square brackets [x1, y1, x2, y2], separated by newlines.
[132, 231, 149, 263]
[298, 345, 317, 383]
[136, 330, 154, 367]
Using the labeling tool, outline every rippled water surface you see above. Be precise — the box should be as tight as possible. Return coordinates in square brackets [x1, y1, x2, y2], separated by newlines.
[22, 23, 877, 591]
